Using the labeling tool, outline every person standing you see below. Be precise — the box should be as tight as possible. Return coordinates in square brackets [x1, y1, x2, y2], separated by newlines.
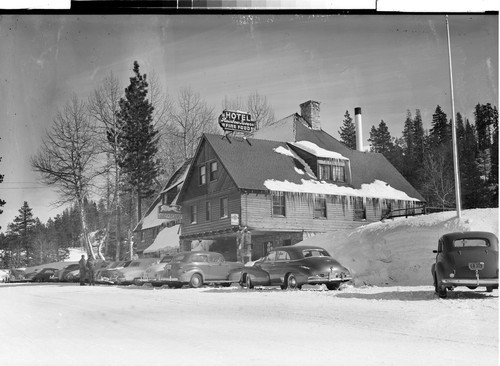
[78, 255, 87, 286]
[86, 256, 96, 286]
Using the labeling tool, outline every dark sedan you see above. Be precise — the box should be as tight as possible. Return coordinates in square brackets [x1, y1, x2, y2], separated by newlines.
[229, 245, 352, 290]
[432, 231, 498, 298]
[26, 268, 58, 282]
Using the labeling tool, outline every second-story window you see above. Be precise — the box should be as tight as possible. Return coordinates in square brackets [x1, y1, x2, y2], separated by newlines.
[199, 165, 206, 185]
[272, 193, 286, 217]
[190, 205, 197, 224]
[210, 161, 218, 181]
[313, 197, 327, 219]
[220, 197, 228, 218]
[353, 197, 366, 221]
[205, 201, 211, 221]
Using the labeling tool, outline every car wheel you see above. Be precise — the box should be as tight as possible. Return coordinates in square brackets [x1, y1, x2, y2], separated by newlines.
[284, 273, 301, 290]
[133, 278, 143, 286]
[486, 286, 494, 292]
[189, 273, 203, 288]
[326, 283, 340, 291]
[245, 274, 254, 289]
[437, 285, 447, 298]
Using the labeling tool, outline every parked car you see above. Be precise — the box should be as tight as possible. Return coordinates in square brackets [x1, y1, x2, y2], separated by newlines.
[26, 268, 58, 282]
[160, 251, 244, 288]
[94, 260, 131, 284]
[139, 255, 174, 286]
[8, 268, 26, 282]
[113, 258, 161, 285]
[432, 231, 498, 298]
[229, 245, 352, 290]
[64, 259, 108, 283]
[50, 263, 80, 282]
[0, 269, 9, 282]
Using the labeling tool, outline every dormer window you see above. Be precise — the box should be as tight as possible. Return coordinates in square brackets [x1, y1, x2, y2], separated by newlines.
[318, 159, 346, 183]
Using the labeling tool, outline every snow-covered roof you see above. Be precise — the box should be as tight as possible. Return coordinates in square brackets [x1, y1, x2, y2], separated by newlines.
[143, 224, 180, 254]
[141, 202, 167, 230]
[264, 179, 420, 201]
[290, 141, 349, 160]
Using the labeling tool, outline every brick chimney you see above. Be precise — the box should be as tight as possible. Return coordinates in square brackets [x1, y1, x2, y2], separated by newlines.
[300, 100, 321, 130]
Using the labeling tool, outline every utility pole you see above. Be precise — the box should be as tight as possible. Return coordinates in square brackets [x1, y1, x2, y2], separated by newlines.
[446, 15, 462, 218]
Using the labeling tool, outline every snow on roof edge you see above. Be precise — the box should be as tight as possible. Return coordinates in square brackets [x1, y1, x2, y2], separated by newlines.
[264, 179, 421, 201]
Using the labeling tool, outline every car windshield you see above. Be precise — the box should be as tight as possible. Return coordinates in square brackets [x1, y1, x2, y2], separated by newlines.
[302, 249, 330, 258]
[453, 238, 490, 248]
[160, 256, 172, 263]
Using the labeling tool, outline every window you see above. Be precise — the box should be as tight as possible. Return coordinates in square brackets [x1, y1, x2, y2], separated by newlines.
[205, 201, 211, 221]
[381, 201, 392, 219]
[318, 161, 345, 182]
[353, 197, 366, 221]
[265, 251, 276, 261]
[276, 251, 291, 261]
[272, 193, 286, 216]
[199, 165, 206, 185]
[209, 161, 218, 181]
[220, 197, 228, 218]
[190, 205, 197, 224]
[313, 197, 327, 219]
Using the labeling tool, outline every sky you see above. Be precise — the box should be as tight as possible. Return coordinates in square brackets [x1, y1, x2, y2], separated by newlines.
[0, 8, 498, 232]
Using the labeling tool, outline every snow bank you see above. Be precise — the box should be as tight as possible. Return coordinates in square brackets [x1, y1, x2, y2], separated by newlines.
[299, 208, 499, 286]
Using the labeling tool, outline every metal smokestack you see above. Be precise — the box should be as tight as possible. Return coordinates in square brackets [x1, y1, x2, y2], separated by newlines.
[355, 107, 363, 152]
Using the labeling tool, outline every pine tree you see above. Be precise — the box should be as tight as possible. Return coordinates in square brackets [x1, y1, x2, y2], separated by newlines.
[413, 109, 426, 166]
[7, 202, 37, 267]
[459, 119, 489, 208]
[430, 105, 450, 146]
[368, 120, 393, 154]
[116, 61, 160, 224]
[338, 110, 356, 149]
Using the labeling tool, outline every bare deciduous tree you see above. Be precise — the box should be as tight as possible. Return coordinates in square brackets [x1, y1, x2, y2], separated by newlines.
[222, 91, 275, 131]
[420, 148, 455, 209]
[247, 91, 275, 130]
[170, 86, 217, 160]
[88, 73, 124, 260]
[31, 95, 101, 259]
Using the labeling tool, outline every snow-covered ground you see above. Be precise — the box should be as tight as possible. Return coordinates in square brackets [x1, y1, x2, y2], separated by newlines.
[0, 209, 497, 366]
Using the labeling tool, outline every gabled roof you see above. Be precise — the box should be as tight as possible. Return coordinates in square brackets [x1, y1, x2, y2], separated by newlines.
[200, 133, 423, 202]
[134, 159, 191, 232]
[203, 133, 316, 191]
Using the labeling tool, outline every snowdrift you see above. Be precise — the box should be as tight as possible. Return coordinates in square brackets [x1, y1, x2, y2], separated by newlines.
[299, 208, 499, 287]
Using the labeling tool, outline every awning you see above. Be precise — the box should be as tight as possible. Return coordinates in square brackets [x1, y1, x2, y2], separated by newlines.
[143, 224, 181, 254]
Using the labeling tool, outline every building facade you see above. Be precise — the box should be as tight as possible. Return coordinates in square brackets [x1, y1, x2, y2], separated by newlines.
[177, 101, 424, 261]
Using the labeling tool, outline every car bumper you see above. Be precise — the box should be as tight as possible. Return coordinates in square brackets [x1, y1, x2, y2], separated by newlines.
[441, 278, 498, 286]
[307, 275, 352, 284]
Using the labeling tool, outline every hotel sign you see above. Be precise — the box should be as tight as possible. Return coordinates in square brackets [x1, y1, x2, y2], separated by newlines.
[218, 110, 255, 132]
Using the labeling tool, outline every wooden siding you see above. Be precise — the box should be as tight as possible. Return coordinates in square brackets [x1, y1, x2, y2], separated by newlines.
[182, 139, 236, 202]
[241, 192, 416, 232]
[181, 188, 241, 237]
